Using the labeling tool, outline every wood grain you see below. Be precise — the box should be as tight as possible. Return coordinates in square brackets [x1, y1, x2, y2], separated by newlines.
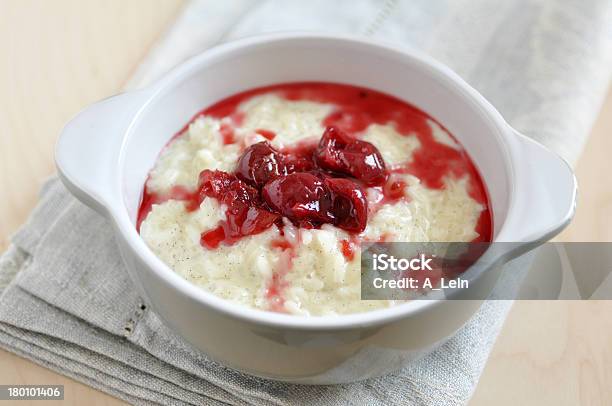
[471, 89, 612, 405]
[0, 0, 184, 252]
[0, 1, 610, 404]
[0, 1, 183, 405]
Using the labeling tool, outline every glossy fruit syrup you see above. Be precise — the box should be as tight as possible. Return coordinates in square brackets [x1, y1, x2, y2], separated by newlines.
[137, 82, 492, 250]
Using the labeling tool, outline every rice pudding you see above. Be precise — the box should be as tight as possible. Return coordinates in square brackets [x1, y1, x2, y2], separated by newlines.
[138, 83, 491, 316]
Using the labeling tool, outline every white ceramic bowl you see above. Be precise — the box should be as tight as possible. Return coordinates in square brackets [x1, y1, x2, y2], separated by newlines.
[55, 34, 576, 384]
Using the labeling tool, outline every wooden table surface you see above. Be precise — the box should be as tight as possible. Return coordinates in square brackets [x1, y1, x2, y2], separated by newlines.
[1, 1, 610, 405]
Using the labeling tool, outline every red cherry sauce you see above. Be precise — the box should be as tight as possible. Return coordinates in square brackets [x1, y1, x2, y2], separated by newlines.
[138, 82, 492, 245]
[340, 238, 359, 262]
[266, 233, 301, 311]
[136, 184, 199, 230]
[255, 129, 276, 141]
[137, 82, 493, 311]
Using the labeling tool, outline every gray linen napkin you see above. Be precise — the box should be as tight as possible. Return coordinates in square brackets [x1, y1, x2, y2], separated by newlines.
[1, 0, 611, 405]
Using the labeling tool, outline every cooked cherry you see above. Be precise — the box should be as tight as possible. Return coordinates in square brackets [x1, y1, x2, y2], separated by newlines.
[197, 125, 387, 247]
[325, 177, 368, 232]
[281, 142, 317, 173]
[225, 179, 260, 205]
[197, 169, 258, 205]
[308, 169, 332, 180]
[197, 169, 235, 200]
[200, 225, 226, 249]
[315, 126, 388, 186]
[225, 202, 280, 237]
[200, 205, 280, 249]
[262, 173, 333, 224]
[197, 169, 280, 248]
[235, 141, 286, 187]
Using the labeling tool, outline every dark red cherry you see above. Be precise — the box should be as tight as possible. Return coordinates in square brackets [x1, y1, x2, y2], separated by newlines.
[197, 169, 234, 200]
[262, 173, 333, 224]
[281, 142, 317, 173]
[225, 179, 259, 205]
[200, 205, 280, 249]
[325, 178, 368, 232]
[197, 169, 281, 248]
[197, 169, 258, 205]
[315, 126, 388, 186]
[235, 141, 286, 187]
[308, 169, 332, 180]
[224, 202, 280, 238]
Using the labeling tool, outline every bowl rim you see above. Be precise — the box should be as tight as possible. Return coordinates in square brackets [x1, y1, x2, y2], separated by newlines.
[113, 32, 515, 330]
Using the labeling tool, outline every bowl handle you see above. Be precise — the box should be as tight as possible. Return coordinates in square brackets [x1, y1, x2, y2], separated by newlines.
[55, 90, 148, 216]
[500, 128, 577, 246]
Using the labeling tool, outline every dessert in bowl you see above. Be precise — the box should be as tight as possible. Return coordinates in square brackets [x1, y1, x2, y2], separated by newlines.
[138, 82, 492, 316]
[56, 34, 576, 383]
